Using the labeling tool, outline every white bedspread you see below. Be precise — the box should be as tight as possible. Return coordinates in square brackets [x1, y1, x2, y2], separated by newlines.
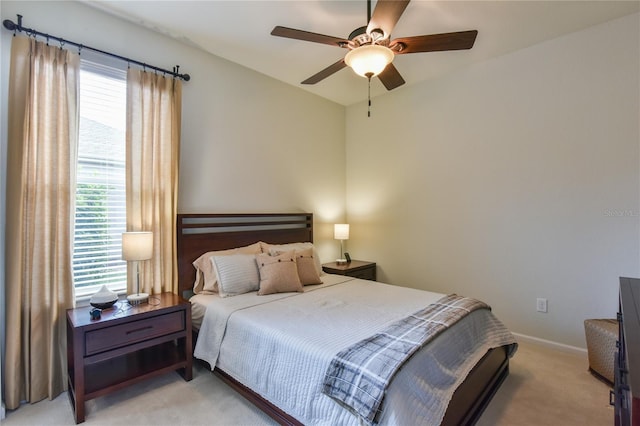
[191, 276, 516, 425]
[192, 274, 355, 367]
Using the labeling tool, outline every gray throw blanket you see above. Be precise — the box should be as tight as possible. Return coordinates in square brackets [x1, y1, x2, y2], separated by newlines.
[322, 294, 490, 424]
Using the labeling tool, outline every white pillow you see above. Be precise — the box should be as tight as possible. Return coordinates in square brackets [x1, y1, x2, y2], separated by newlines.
[192, 242, 262, 294]
[211, 254, 260, 298]
[263, 242, 323, 276]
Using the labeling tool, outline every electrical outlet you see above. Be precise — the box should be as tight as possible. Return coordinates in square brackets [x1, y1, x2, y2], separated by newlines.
[536, 298, 548, 313]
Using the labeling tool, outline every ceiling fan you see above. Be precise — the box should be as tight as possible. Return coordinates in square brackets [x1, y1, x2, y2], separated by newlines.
[271, 0, 478, 91]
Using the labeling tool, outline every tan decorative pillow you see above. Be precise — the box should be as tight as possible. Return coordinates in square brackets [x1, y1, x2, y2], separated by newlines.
[262, 242, 323, 276]
[272, 247, 322, 285]
[256, 250, 303, 296]
[192, 242, 262, 294]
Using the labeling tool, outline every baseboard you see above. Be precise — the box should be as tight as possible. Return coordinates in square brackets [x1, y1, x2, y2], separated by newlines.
[512, 332, 587, 357]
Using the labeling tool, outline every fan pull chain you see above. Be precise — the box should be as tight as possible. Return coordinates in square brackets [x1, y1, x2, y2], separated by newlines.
[367, 75, 372, 117]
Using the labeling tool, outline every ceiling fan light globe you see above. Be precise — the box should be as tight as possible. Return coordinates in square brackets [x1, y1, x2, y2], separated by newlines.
[345, 45, 394, 78]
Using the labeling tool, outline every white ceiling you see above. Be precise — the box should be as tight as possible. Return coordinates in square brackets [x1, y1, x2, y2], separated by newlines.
[84, 1, 639, 106]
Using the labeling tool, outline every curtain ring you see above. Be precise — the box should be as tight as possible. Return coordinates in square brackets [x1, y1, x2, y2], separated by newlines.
[78, 44, 83, 55]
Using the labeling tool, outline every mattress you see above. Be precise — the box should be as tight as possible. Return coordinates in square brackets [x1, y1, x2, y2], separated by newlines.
[191, 275, 516, 425]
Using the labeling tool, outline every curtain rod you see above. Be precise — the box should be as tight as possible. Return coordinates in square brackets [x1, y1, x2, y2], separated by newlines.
[2, 14, 191, 81]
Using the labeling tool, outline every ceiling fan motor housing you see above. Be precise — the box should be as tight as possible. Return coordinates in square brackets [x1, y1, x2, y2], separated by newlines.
[348, 26, 386, 49]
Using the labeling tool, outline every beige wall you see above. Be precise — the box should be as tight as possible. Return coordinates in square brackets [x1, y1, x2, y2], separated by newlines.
[345, 13, 640, 348]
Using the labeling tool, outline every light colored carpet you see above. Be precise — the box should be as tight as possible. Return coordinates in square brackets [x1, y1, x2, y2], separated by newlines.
[3, 340, 613, 425]
[477, 340, 612, 426]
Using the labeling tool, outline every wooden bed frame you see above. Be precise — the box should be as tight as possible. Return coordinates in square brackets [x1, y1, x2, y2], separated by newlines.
[176, 213, 510, 425]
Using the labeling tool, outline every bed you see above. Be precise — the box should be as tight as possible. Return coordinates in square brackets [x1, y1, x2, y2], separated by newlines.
[177, 213, 517, 425]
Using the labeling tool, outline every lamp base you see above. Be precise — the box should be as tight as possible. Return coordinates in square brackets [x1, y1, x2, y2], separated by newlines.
[335, 259, 348, 265]
[127, 292, 149, 305]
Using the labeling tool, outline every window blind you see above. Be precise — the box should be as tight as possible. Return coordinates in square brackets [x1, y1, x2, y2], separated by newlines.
[73, 60, 128, 300]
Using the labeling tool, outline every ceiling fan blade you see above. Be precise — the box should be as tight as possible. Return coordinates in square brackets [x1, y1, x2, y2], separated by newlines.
[366, 0, 410, 39]
[378, 63, 405, 90]
[392, 30, 478, 54]
[301, 59, 347, 85]
[271, 26, 348, 48]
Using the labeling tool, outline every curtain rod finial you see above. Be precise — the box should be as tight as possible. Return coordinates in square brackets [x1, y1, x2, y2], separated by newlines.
[3, 20, 16, 31]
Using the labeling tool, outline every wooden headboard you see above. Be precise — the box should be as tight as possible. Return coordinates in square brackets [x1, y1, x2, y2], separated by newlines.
[176, 213, 313, 296]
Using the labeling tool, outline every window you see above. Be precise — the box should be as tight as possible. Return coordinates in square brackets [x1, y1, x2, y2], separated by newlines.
[72, 60, 127, 300]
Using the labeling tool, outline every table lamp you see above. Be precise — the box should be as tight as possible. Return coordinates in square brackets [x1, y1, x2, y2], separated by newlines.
[334, 223, 349, 265]
[122, 231, 153, 305]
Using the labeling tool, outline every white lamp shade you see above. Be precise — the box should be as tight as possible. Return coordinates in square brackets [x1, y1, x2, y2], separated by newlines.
[122, 232, 153, 261]
[345, 45, 394, 78]
[334, 224, 350, 240]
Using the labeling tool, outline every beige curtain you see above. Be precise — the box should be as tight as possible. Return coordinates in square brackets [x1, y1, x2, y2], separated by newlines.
[4, 37, 79, 409]
[126, 70, 182, 295]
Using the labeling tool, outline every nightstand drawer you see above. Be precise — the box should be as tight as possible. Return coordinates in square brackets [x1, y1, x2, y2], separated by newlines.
[85, 311, 184, 356]
[350, 268, 376, 281]
[322, 260, 376, 281]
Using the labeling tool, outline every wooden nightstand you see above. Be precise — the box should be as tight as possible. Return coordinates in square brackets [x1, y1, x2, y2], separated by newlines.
[322, 260, 377, 281]
[66, 292, 192, 424]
